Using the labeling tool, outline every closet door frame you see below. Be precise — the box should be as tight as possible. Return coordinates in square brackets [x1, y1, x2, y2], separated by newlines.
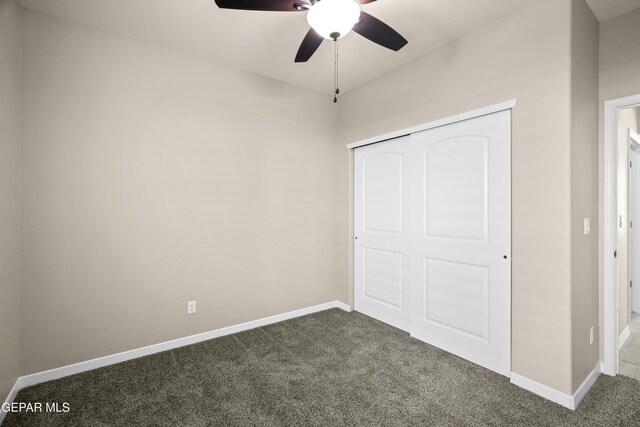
[346, 100, 516, 151]
[349, 100, 515, 375]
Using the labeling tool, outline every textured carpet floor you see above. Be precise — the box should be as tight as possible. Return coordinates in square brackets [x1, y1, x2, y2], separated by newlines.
[4, 309, 640, 426]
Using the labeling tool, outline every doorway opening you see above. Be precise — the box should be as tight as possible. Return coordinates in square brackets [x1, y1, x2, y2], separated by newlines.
[620, 111, 640, 379]
[603, 94, 640, 376]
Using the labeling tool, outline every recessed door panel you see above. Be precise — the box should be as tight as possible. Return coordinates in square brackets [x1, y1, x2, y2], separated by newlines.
[424, 258, 488, 340]
[425, 137, 488, 241]
[363, 248, 403, 308]
[363, 153, 403, 234]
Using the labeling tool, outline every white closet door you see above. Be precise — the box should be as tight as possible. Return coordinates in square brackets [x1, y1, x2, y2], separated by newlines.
[354, 137, 411, 331]
[409, 111, 511, 376]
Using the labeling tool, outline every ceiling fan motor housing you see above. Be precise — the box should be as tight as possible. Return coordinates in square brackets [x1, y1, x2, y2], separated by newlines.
[306, 0, 361, 39]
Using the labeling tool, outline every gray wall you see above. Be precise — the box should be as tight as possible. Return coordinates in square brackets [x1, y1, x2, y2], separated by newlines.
[570, 0, 599, 392]
[599, 8, 640, 102]
[0, 0, 22, 403]
[19, 9, 348, 375]
[339, 0, 598, 395]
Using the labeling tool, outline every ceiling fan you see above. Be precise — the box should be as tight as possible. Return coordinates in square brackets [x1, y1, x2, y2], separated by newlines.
[213, 0, 408, 63]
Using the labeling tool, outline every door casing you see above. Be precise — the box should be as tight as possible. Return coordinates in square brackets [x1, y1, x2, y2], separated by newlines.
[603, 94, 640, 376]
[352, 106, 512, 377]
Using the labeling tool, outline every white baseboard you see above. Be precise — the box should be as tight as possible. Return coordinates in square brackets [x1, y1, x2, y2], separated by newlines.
[510, 363, 601, 410]
[1, 300, 351, 423]
[572, 363, 601, 408]
[619, 326, 630, 349]
[0, 378, 23, 425]
[510, 373, 575, 409]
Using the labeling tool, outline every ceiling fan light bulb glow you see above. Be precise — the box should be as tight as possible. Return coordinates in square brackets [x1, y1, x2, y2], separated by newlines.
[307, 0, 360, 40]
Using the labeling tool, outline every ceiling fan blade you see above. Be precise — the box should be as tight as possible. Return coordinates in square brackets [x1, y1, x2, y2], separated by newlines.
[214, 0, 305, 11]
[356, 0, 378, 3]
[295, 28, 324, 62]
[353, 11, 407, 51]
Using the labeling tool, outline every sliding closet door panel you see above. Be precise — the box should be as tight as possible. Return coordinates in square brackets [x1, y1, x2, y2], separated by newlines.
[354, 137, 411, 331]
[424, 259, 489, 339]
[410, 111, 511, 377]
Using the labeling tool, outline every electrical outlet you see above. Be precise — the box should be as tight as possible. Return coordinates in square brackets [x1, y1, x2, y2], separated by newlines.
[589, 326, 594, 345]
[187, 300, 196, 315]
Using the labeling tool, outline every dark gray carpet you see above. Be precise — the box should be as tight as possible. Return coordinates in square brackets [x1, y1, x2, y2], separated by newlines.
[4, 309, 640, 426]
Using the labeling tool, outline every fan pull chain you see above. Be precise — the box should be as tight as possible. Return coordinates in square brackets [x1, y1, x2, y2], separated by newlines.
[333, 37, 340, 103]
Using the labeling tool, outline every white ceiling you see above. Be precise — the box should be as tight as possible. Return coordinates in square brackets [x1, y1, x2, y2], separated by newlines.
[17, 0, 640, 94]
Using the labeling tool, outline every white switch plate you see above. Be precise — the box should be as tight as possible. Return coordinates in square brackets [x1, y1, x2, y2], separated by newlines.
[583, 218, 590, 235]
[187, 300, 196, 315]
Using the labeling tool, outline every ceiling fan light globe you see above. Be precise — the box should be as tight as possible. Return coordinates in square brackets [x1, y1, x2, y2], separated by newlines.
[307, 0, 360, 40]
